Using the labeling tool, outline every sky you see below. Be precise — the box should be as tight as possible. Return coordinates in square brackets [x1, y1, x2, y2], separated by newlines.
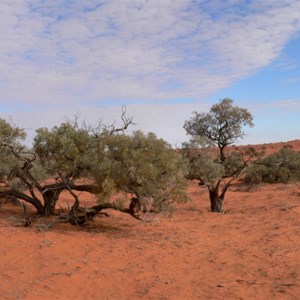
[0, 0, 300, 147]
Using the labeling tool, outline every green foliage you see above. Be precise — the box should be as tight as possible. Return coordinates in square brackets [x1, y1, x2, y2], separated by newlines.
[244, 146, 300, 184]
[181, 145, 224, 185]
[183, 98, 254, 185]
[183, 98, 255, 212]
[184, 98, 254, 151]
[34, 123, 98, 179]
[32, 121, 188, 213]
[94, 131, 189, 211]
[0, 118, 26, 143]
[0, 118, 27, 183]
[0, 113, 187, 218]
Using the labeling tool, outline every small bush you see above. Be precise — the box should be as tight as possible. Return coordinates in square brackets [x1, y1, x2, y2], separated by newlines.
[244, 146, 300, 184]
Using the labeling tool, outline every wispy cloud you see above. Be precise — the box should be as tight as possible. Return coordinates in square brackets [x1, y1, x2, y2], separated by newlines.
[271, 55, 299, 71]
[1, 0, 300, 110]
[281, 77, 300, 84]
[272, 99, 300, 110]
[1, 0, 300, 146]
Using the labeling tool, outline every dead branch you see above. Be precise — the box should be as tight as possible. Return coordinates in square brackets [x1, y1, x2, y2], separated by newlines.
[21, 202, 31, 227]
[106, 106, 135, 135]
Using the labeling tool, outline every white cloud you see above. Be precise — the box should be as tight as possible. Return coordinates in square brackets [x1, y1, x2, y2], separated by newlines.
[251, 98, 300, 112]
[0, 0, 300, 109]
[282, 77, 300, 84]
[0, 0, 300, 146]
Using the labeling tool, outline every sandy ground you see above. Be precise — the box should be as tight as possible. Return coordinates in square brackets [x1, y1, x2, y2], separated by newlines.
[0, 141, 300, 300]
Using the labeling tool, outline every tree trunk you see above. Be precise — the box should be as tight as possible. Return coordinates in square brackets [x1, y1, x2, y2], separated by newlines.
[43, 190, 62, 216]
[32, 201, 45, 215]
[209, 187, 224, 213]
[0, 190, 45, 215]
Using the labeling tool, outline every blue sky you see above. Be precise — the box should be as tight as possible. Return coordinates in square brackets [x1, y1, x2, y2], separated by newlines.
[0, 0, 300, 146]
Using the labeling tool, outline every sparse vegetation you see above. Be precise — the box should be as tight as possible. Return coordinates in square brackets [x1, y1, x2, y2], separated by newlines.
[1, 101, 299, 227]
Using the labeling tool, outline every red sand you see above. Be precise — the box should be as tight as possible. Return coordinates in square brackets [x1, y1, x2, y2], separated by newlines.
[0, 141, 300, 300]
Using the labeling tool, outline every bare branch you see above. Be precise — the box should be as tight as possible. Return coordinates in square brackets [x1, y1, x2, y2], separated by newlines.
[107, 106, 135, 135]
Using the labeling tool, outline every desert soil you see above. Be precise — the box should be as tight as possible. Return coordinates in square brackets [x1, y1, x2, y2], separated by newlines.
[0, 141, 300, 300]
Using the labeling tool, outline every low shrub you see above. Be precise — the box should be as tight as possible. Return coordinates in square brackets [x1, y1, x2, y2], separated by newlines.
[244, 146, 300, 184]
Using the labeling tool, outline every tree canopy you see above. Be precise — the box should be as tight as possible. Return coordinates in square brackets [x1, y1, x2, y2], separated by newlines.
[0, 113, 188, 225]
[183, 98, 257, 212]
[184, 98, 254, 161]
[94, 131, 188, 211]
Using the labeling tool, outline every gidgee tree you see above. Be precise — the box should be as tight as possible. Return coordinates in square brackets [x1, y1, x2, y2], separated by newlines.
[33, 121, 103, 215]
[183, 98, 257, 212]
[0, 119, 44, 209]
[1, 112, 188, 224]
[1, 115, 131, 217]
[95, 131, 188, 213]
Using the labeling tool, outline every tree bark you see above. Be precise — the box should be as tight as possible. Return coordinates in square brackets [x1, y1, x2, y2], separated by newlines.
[1, 182, 101, 216]
[0, 190, 45, 215]
[41, 182, 99, 216]
[209, 187, 224, 213]
[43, 189, 62, 216]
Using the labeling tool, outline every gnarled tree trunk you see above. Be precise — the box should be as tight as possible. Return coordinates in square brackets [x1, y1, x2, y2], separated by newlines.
[43, 189, 63, 216]
[0, 190, 45, 215]
[209, 187, 224, 213]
